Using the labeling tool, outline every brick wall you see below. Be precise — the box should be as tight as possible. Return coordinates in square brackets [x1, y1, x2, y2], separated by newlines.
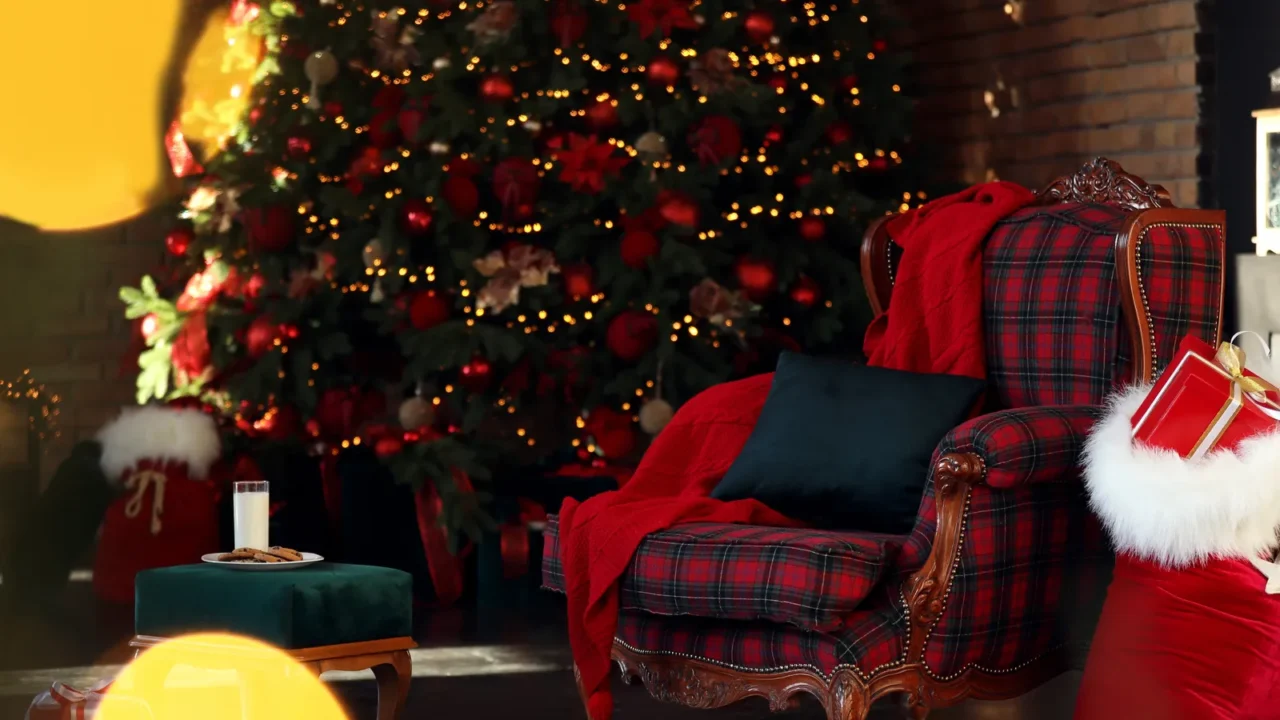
[0, 213, 164, 484]
[901, 0, 1210, 207]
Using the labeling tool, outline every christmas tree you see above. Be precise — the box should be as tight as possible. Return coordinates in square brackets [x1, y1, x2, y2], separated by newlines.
[120, 0, 922, 541]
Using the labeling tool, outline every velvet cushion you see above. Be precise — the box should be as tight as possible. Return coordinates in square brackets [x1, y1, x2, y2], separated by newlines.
[711, 353, 984, 533]
[135, 563, 412, 648]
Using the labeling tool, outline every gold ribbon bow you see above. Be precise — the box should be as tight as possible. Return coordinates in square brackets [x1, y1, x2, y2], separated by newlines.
[123, 469, 167, 536]
[1215, 342, 1278, 401]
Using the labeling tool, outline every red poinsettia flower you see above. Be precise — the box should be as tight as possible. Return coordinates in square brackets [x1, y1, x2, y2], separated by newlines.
[171, 310, 212, 379]
[626, 0, 698, 39]
[554, 134, 630, 194]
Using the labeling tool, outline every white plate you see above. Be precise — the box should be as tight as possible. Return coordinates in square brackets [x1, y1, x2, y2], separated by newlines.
[200, 552, 324, 570]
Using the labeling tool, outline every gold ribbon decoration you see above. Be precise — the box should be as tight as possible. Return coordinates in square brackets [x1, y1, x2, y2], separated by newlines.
[1214, 342, 1278, 402]
[123, 469, 167, 536]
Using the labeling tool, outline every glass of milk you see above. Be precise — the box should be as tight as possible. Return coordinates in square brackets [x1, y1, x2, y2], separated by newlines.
[233, 481, 270, 550]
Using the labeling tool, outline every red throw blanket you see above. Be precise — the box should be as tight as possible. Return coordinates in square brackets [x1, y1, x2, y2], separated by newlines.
[559, 182, 1035, 719]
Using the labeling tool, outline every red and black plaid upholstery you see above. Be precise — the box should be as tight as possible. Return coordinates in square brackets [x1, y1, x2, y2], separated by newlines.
[544, 199, 1223, 683]
[543, 516, 905, 631]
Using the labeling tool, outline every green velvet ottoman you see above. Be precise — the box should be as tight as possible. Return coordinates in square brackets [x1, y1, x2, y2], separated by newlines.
[133, 563, 415, 720]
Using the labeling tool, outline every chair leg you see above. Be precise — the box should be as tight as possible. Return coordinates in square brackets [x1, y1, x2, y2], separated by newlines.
[373, 650, 412, 720]
[904, 694, 930, 720]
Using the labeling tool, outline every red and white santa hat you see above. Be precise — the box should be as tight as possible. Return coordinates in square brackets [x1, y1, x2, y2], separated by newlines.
[97, 405, 221, 484]
[1083, 383, 1280, 567]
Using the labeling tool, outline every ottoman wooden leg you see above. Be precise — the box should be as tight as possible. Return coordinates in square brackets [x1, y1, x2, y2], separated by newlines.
[373, 649, 412, 720]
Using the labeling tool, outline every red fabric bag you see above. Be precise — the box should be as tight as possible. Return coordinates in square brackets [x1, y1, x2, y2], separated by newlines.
[92, 407, 222, 605]
[1079, 383, 1280, 718]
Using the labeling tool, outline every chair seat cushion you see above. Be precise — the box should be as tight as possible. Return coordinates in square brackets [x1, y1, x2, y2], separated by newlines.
[135, 563, 412, 649]
[542, 515, 904, 631]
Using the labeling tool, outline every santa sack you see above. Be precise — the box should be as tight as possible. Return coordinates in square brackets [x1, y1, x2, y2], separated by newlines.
[93, 407, 221, 604]
[1076, 385, 1280, 719]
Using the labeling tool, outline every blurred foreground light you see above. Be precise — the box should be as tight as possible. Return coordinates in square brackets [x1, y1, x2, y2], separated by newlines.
[99, 633, 347, 720]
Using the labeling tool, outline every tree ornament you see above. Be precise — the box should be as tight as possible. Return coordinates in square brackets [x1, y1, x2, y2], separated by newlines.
[688, 115, 742, 165]
[639, 398, 674, 435]
[626, 0, 698, 39]
[635, 131, 669, 162]
[789, 275, 820, 307]
[868, 156, 890, 171]
[689, 49, 742, 94]
[432, 56, 452, 70]
[374, 434, 404, 458]
[165, 227, 193, 257]
[764, 125, 784, 145]
[370, 278, 386, 303]
[620, 231, 660, 268]
[656, 189, 699, 228]
[606, 310, 658, 361]
[242, 205, 296, 253]
[429, 141, 451, 155]
[442, 175, 480, 217]
[522, 119, 544, 134]
[562, 263, 594, 300]
[554, 134, 629, 194]
[286, 134, 313, 160]
[172, 311, 211, 378]
[363, 239, 387, 267]
[689, 278, 748, 328]
[398, 99, 428, 144]
[371, 10, 422, 72]
[398, 395, 436, 430]
[795, 173, 813, 188]
[799, 216, 826, 241]
[551, 0, 589, 46]
[825, 121, 854, 145]
[368, 109, 401, 148]
[466, 0, 519, 45]
[584, 99, 619, 129]
[409, 290, 450, 330]
[245, 316, 281, 358]
[264, 405, 301, 442]
[323, 100, 344, 117]
[646, 56, 681, 86]
[839, 75, 859, 93]
[303, 50, 339, 110]
[400, 198, 434, 236]
[743, 10, 776, 43]
[480, 73, 515, 102]
[492, 157, 541, 216]
[458, 356, 493, 392]
[735, 256, 777, 300]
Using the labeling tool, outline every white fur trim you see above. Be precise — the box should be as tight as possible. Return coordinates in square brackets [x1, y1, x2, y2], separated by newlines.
[97, 406, 221, 482]
[1083, 384, 1280, 567]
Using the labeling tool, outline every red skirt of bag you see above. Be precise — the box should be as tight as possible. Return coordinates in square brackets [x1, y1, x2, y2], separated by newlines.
[1074, 553, 1280, 720]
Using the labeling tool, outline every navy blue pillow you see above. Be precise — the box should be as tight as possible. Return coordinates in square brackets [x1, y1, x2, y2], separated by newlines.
[711, 353, 985, 534]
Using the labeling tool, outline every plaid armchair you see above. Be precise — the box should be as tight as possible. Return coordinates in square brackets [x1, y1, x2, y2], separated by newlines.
[542, 158, 1225, 719]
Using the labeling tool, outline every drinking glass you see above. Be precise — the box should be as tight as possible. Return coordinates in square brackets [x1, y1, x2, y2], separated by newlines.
[233, 481, 270, 550]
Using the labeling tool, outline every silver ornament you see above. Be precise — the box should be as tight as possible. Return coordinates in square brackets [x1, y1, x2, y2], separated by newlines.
[304, 50, 339, 109]
[432, 56, 452, 70]
[362, 239, 386, 268]
[370, 278, 386, 303]
[638, 399, 675, 435]
[398, 396, 436, 430]
[635, 131, 669, 162]
[429, 141, 451, 155]
[523, 119, 544, 134]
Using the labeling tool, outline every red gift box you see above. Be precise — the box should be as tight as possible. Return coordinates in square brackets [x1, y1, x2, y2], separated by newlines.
[1131, 335, 1280, 458]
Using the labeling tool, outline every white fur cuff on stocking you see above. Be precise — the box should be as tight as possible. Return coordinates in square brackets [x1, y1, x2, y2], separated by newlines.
[1083, 384, 1280, 568]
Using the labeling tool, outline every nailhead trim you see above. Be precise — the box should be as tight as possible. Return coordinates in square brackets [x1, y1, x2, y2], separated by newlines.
[1135, 222, 1224, 375]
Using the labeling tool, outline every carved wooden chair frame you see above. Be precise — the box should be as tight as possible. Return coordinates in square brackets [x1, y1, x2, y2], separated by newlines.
[606, 158, 1225, 719]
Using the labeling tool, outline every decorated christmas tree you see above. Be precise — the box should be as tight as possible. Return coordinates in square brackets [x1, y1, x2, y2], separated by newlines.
[121, 0, 923, 540]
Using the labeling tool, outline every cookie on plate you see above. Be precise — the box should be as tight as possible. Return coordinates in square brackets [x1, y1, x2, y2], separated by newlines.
[252, 552, 285, 563]
[265, 546, 303, 562]
[218, 549, 258, 562]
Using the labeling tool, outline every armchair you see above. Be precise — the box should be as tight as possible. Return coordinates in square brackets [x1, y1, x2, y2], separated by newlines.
[543, 158, 1225, 718]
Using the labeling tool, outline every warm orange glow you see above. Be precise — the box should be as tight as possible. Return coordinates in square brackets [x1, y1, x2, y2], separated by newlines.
[98, 633, 348, 720]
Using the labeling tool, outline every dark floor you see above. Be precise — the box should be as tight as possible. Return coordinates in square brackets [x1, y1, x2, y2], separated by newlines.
[0, 579, 1079, 720]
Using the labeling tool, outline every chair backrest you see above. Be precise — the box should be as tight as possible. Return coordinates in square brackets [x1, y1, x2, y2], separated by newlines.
[860, 157, 1225, 409]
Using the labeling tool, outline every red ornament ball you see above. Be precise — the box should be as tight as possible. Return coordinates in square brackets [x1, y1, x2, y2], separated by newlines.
[374, 435, 404, 458]
[656, 189, 699, 229]
[584, 99, 619, 129]
[688, 115, 742, 166]
[458, 356, 493, 392]
[242, 205, 296, 253]
[799, 216, 826, 241]
[562, 263, 595, 300]
[550, 1, 588, 46]
[826, 121, 854, 145]
[596, 427, 636, 459]
[620, 231, 660, 268]
[767, 76, 787, 93]
[493, 157, 541, 214]
[646, 56, 681, 87]
[442, 175, 479, 218]
[735, 257, 777, 300]
[368, 110, 401, 148]
[398, 104, 426, 144]
[743, 10, 776, 43]
[795, 173, 813, 188]
[480, 73, 515, 102]
[409, 290, 450, 330]
[245, 316, 281, 358]
[764, 125, 784, 145]
[165, 228, 192, 257]
[789, 276, 820, 308]
[400, 198, 434, 236]
[606, 310, 658, 362]
[323, 100, 344, 117]
[286, 134, 312, 160]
